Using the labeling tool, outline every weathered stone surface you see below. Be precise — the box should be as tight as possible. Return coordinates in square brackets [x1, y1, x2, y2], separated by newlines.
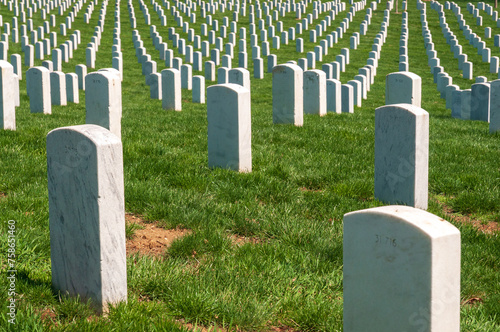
[272, 64, 303, 126]
[47, 124, 127, 315]
[344, 205, 460, 332]
[85, 71, 122, 139]
[0, 60, 15, 130]
[303, 70, 326, 116]
[161, 68, 182, 111]
[27, 66, 51, 114]
[385, 72, 421, 107]
[375, 104, 429, 209]
[207, 84, 251, 172]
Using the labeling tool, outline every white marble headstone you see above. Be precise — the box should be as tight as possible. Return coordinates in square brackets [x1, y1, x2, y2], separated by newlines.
[303, 69, 326, 116]
[375, 104, 429, 209]
[272, 64, 303, 126]
[385, 71, 421, 107]
[0, 60, 15, 130]
[161, 68, 182, 111]
[85, 71, 122, 139]
[344, 205, 460, 332]
[47, 124, 127, 314]
[26, 66, 51, 114]
[489, 79, 500, 133]
[207, 83, 251, 172]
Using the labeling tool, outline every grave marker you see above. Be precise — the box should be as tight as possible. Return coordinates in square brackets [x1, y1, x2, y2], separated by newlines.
[50, 71, 67, 106]
[375, 104, 429, 209]
[47, 124, 127, 314]
[85, 71, 122, 139]
[272, 64, 303, 126]
[27, 66, 51, 114]
[385, 72, 421, 107]
[303, 70, 326, 116]
[207, 84, 251, 172]
[0, 60, 15, 130]
[344, 205, 460, 332]
[161, 68, 182, 111]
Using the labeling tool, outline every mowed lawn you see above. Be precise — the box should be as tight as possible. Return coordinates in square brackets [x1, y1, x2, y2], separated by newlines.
[0, 0, 499, 330]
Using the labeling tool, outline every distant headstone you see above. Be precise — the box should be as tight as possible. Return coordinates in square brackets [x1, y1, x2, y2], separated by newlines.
[341, 84, 354, 113]
[489, 80, 500, 133]
[0, 60, 15, 130]
[344, 205, 460, 332]
[161, 68, 182, 111]
[272, 64, 303, 126]
[375, 104, 429, 209]
[326, 79, 342, 114]
[47, 124, 127, 314]
[385, 72, 421, 107]
[461, 89, 472, 120]
[148, 73, 162, 99]
[50, 71, 67, 106]
[193, 75, 205, 103]
[228, 68, 251, 91]
[451, 89, 463, 119]
[471, 83, 490, 121]
[75, 64, 87, 90]
[85, 71, 122, 139]
[66, 73, 79, 104]
[303, 70, 326, 116]
[27, 66, 51, 114]
[207, 83, 252, 172]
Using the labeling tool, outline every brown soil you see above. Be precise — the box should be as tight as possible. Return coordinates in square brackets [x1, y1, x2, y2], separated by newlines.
[461, 297, 484, 306]
[126, 213, 191, 257]
[436, 200, 499, 235]
[178, 319, 228, 332]
[38, 307, 58, 328]
[230, 234, 262, 246]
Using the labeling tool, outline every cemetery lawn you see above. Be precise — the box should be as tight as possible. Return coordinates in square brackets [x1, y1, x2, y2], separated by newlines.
[1, 0, 499, 330]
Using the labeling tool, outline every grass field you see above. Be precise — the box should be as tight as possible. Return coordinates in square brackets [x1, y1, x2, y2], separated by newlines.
[0, 0, 499, 330]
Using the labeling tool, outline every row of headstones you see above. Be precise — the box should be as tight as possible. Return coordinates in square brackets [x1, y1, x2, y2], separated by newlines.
[148, 66, 251, 108]
[4, 0, 84, 20]
[419, 2, 473, 80]
[130, 2, 390, 77]
[1, 0, 109, 70]
[436, 1, 500, 74]
[449, 78, 500, 133]
[0, 0, 382, 130]
[86, 0, 125, 73]
[130, 1, 388, 101]
[466, 1, 499, 26]
[46, 70, 458, 331]
[128, 0, 359, 74]
[144, 31, 383, 114]
[0, 0, 86, 46]
[398, 6, 409, 72]
[134, 0, 349, 42]
[0, 13, 81, 65]
[419, 1, 500, 132]
[0, 0, 77, 32]
[0, 60, 124, 137]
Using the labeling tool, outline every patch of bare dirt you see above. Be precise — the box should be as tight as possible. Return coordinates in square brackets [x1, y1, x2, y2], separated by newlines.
[268, 326, 301, 332]
[438, 201, 500, 235]
[462, 297, 484, 306]
[0, 192, 6, 199]
[177, 319, 228, 332]
[126, 213, 191, 257]
[230, 234, 262, 246]
[38, 307, 58, 328]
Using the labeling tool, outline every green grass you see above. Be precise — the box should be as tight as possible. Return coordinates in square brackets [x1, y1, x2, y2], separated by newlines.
[1, 0, 499, 331]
